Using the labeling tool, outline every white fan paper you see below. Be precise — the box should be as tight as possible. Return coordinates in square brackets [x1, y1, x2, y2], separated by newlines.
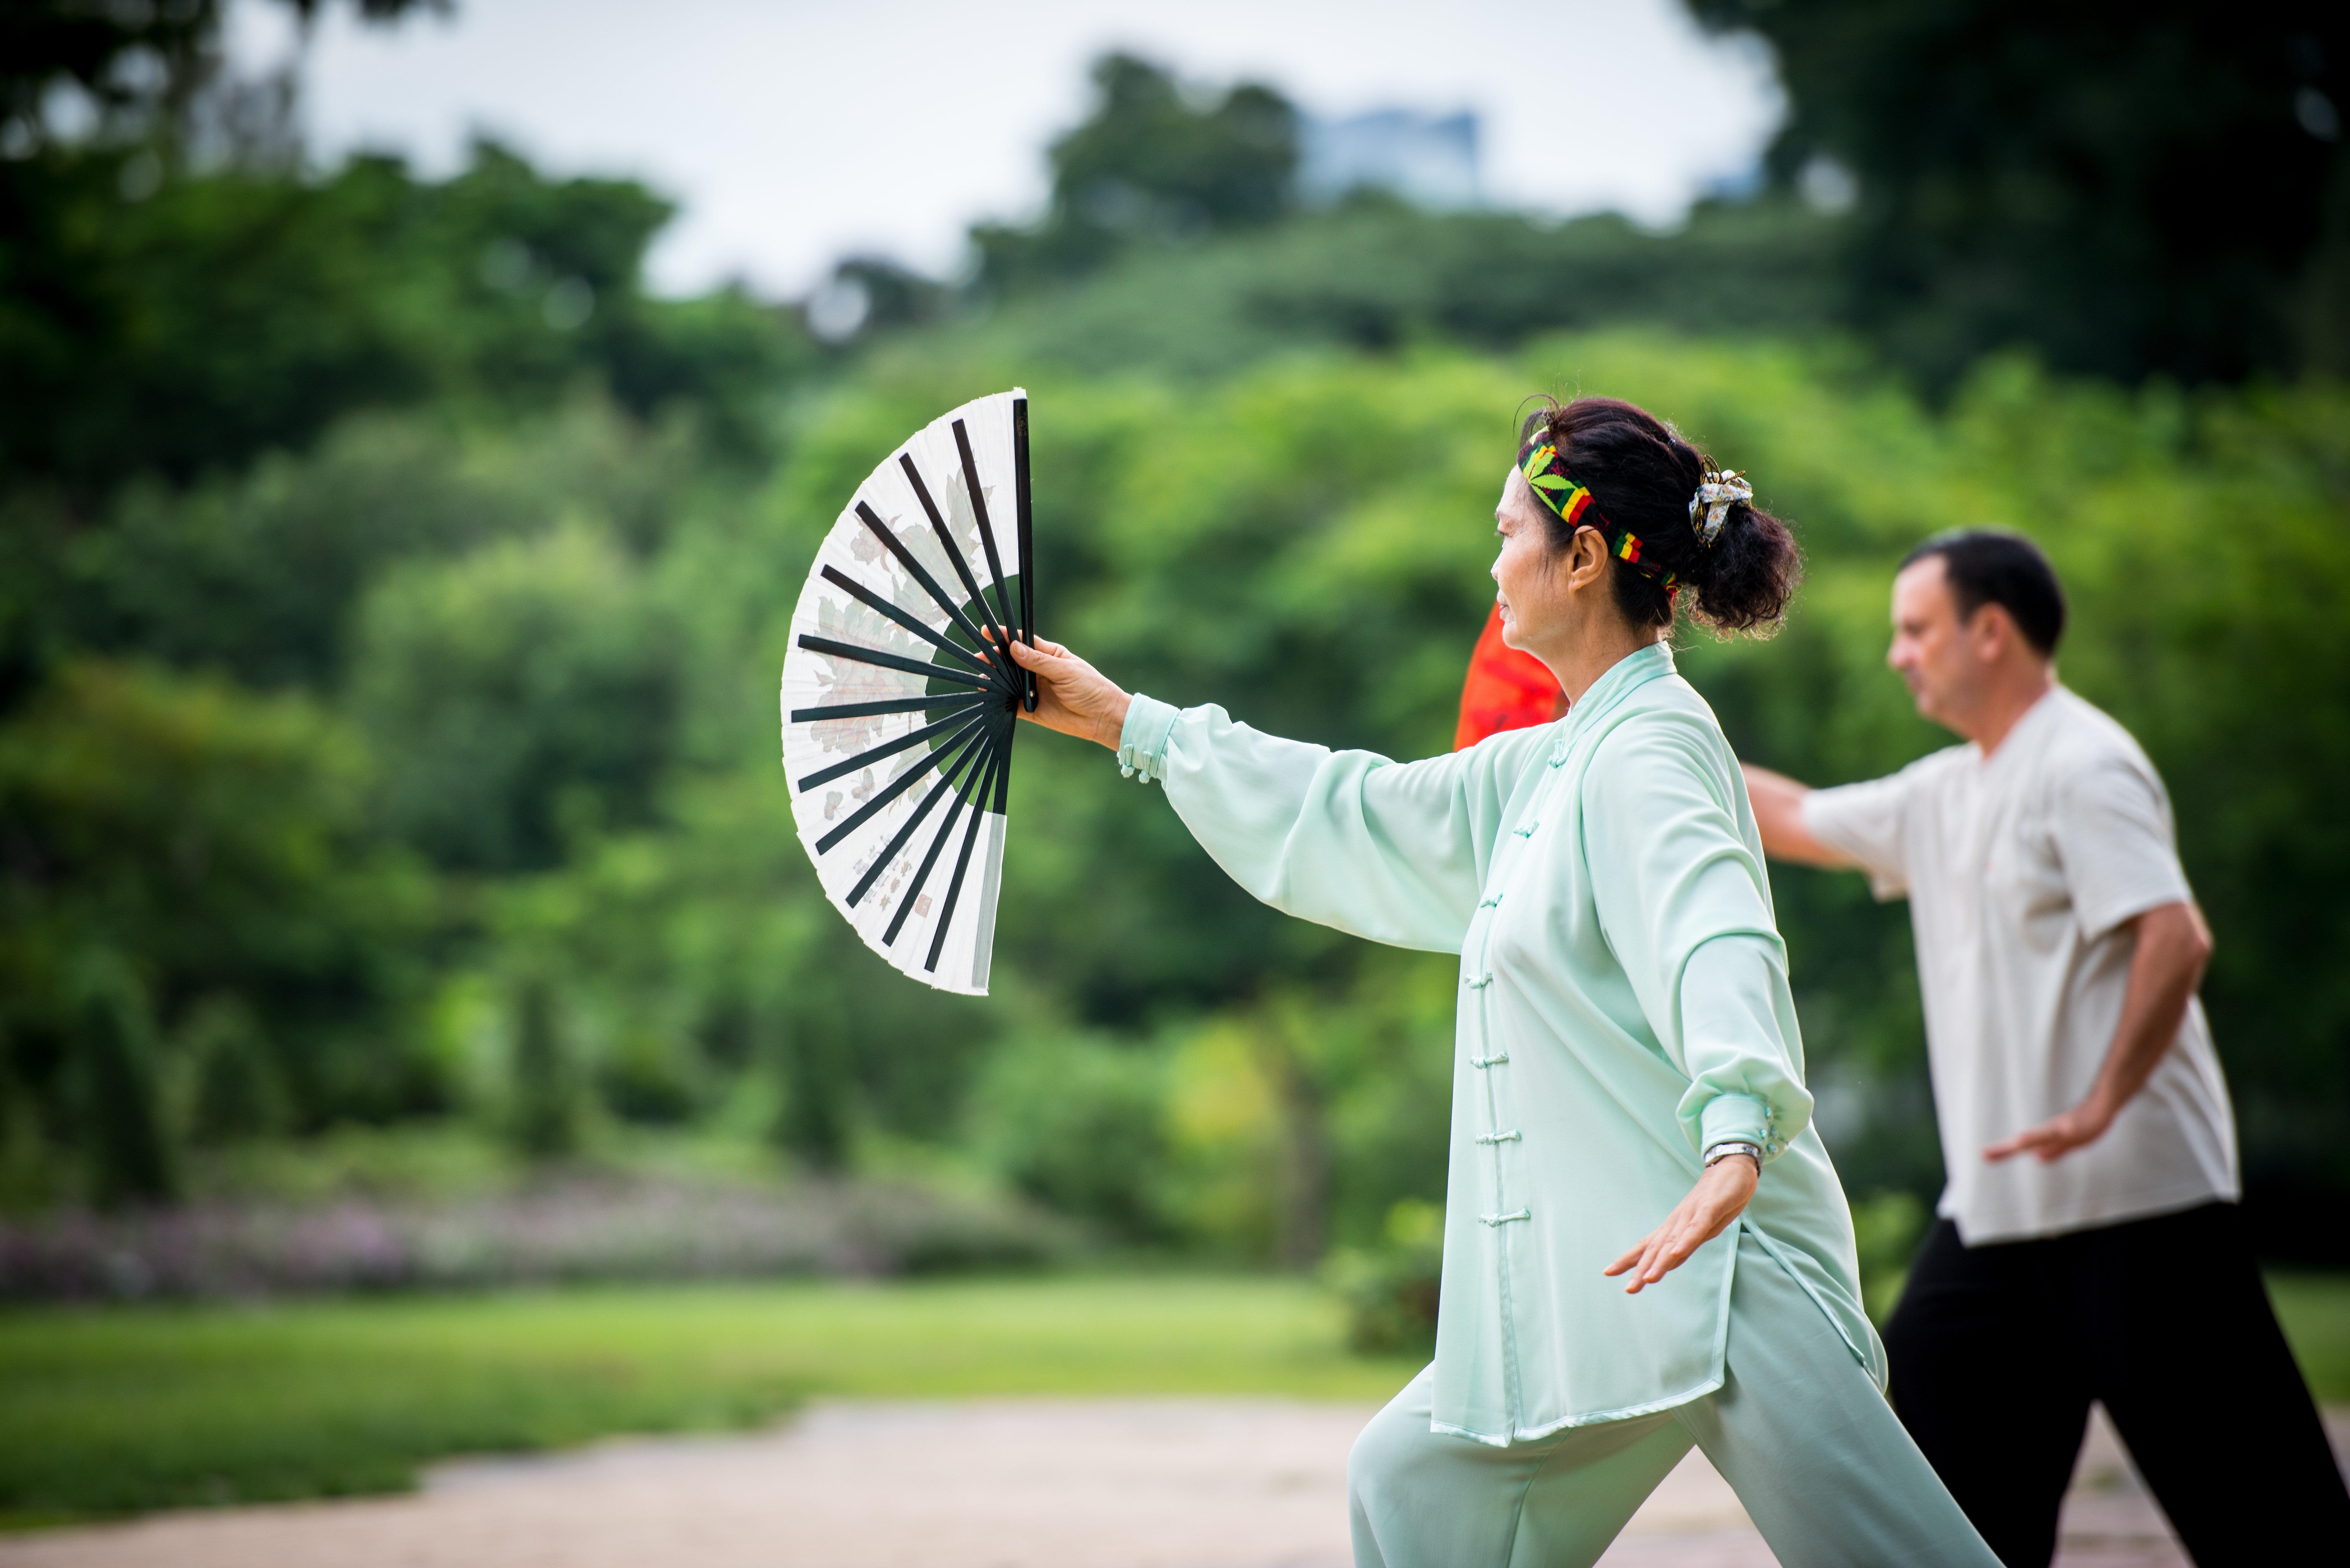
[779, 388, 1035, 995]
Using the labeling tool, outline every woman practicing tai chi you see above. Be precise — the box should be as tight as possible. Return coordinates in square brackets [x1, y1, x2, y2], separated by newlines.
[1003, 397, 1999, 1567]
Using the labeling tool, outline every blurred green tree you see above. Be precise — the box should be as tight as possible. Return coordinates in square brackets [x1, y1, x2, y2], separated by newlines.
[507, 973, 580, 1159]
[3, 396, 709, 708]
[0, 141, 809, 501]
[0, 662, 436, 1191]
[1690, 0, 2350, 385]
[346, 524, 677, 874]
[971, 1032, 1174, 1240]
[179, 994, 291, 1145]
[2, 1, 433, 148]
[971, 53, 1298, 295]
[923, 195, 1843, 373]
[67, 955, 179, 1207]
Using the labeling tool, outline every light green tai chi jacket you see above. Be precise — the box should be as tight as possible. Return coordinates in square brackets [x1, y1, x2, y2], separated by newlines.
[1118, 643, 1884, 1445]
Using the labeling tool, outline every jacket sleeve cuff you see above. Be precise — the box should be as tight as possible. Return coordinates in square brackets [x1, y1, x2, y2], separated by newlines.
[1117, 694, 1180, 784]
[1697, 1092, 1781, 1161]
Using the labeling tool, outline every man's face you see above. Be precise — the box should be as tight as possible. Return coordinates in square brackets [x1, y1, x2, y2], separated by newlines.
[1887, 556, 1983, 731]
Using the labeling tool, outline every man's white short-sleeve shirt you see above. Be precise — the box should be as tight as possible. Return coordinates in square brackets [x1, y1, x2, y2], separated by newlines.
[1801, 688, 2238, 1244]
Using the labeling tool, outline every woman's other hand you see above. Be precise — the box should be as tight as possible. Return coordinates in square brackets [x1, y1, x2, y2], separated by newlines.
[1602, 1155, 1758, 1294]
[996, 634, 1131, 750]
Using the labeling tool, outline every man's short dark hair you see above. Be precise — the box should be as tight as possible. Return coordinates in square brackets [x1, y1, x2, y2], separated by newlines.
[1901, 530, 2066, 655]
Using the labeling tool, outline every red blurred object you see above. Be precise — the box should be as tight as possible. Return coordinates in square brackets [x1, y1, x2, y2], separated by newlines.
[1454, 603, 1565, 750]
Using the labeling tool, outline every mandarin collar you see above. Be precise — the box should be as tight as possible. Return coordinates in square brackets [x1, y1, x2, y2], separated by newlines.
[1551, 642, 1676, 764]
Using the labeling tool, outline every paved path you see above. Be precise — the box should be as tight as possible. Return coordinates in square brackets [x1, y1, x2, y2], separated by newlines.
[4, 1402, 2340, 1567]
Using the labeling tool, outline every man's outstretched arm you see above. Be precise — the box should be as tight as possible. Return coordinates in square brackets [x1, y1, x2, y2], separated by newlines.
[1740, 765, 1857, 868]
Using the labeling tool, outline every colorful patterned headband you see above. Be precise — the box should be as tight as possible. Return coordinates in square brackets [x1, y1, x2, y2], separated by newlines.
[1516, 436, 1678, 591]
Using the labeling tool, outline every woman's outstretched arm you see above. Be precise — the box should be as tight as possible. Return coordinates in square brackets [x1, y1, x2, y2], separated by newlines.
[1005, 635, 1516, 954]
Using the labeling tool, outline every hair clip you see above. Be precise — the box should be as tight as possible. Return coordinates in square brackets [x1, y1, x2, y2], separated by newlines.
[1688, 471, 1753, 547]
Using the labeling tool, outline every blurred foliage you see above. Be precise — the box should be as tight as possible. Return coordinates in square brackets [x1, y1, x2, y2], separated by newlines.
[2, 2, 433, 147]
[4, 30, 2348, 1284]
[6, 324, 2348, 1256]
[0, 662, 436, 1206]
[0, 140, 809, 500]
[936, 195, 1844, 379]
[349, 521, 677, 873]
[505, 976, 580, 1159]
[1323, 1198, 1444, 1359]
[1850, 1188, 1928, 1325]
[1692, 1, 2350, 388]
[972, 53, 1298, 296]
[971, 1032, 1173, 1240]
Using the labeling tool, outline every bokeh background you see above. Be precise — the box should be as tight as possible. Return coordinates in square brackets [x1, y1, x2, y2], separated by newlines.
[2, 0, 2346, 1528]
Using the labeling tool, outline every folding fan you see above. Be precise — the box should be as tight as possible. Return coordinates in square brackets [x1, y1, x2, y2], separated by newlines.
[779, 389, 1036, 996]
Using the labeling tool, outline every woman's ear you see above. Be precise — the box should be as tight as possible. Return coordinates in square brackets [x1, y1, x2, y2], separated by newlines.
[1563, 527, 1611, 594]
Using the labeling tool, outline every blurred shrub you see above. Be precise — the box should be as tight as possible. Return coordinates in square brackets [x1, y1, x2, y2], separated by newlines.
[597, 1027, 702, 1127]
[1323, 1199, 1444, 1359]
[66, 958, 178, 1208]
[0, 1176, 1066, 1301]
[0, 662, 436, 1202]
[970, 1033, 1174, 1242]
[506, 976, 581, 1161]
[348, 523, 677, 872]
[484, 771, 1000, 1173]
[179, 995, 291, 1147]
[8, 396, 702, 696]
[1850, 1188, 1929, 1324]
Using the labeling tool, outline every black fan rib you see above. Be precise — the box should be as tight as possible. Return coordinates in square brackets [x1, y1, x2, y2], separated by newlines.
[814, 712, 990, 855]
[882, 711, 1008, 948]
[951, 419, 1016, 635]
[795, 705, 986, 794]
[852, 501, 996, 657]
[845, 718, 992, 908]
[817, 565, 994, 679]
[898, 455, 1008, 657]
[790, 692, 986, 724]
[795, 634, 993, 692]
[1012, 396, 1038, 713]
[883, 755, 979, 946]
[923, 732, 1003, 974]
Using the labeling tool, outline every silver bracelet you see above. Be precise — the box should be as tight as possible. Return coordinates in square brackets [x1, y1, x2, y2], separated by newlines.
[1703, 1141, 1762, 1169]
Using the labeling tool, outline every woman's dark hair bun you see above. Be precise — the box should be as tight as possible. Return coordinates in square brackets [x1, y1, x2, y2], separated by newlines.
[1520, 396, 1800, 636]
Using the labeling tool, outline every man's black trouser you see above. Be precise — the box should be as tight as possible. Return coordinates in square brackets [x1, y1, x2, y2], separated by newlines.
[1886, 1201, 2349, 1567]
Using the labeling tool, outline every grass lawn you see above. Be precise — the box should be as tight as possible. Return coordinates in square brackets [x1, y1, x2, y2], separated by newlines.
[2270, 1272, 2350, 1406]
[4, 1269, 2342, 1531]
[0, 1273, 1419, 1527]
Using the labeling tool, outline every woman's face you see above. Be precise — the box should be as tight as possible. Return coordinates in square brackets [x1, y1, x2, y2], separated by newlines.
[1492, 466, 1580, 654]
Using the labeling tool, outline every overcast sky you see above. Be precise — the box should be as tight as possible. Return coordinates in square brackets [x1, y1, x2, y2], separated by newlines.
[230, 0, 1785, 299]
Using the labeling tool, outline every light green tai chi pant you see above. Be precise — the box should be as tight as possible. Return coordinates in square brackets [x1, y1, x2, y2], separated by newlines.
[1348, 1233, 2002, 1568]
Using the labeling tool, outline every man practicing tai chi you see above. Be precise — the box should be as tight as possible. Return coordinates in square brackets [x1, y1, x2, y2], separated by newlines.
[1744, 530, 2349, 1566]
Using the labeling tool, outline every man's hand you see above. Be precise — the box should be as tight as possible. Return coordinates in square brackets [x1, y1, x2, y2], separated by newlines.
[1984, 1099, 2116, 1163]
[1603, 1155, 1758, 1293]
[1983, 901, 2212, 1166]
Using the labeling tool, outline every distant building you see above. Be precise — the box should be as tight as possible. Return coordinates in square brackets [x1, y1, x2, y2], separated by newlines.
[1298, 109, 1481, 211]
